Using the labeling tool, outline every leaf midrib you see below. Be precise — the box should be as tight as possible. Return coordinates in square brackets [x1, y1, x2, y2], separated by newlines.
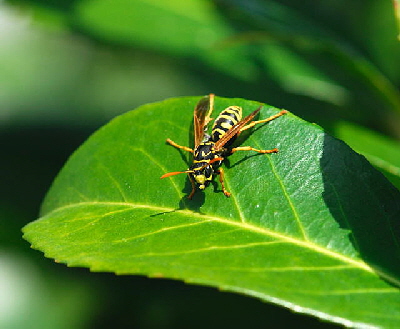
[37, 201, 374, 274]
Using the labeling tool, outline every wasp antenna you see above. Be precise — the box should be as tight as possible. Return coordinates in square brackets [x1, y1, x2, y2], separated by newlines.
[160, 171, 193, 179]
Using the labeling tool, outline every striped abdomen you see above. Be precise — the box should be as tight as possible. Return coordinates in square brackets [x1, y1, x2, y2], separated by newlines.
[211, 106, 242, 144]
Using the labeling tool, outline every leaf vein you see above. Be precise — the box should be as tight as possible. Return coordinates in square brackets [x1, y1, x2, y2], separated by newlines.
[249, 133, 308, 240]
[203, 264, 360, 272]
[129, 146, 183, 198]
[97, 160, 129, 202]
[59, 208, 133, 237]
[42, 201, 375, 274]
[115, 241, 287, 256]
[114, 219, 215, 243]
[266, 155, 308, 240]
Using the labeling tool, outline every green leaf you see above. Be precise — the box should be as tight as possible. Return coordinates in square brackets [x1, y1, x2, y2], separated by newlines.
[394, 0, 400, 39]
[23, 96, 400, 328]
[222, 0, 400, 116]
[73, 0, 257, 80]
[334, 121, 400, 191]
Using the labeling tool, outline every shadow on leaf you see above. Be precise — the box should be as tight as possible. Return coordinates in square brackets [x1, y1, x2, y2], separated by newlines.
[321, 133, 400, 286]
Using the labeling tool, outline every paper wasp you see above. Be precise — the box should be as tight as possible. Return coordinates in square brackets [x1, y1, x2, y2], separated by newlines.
[161, 94, 287, 199]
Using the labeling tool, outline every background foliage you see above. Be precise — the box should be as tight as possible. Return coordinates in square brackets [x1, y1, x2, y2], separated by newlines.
[1, 0, 400, 328]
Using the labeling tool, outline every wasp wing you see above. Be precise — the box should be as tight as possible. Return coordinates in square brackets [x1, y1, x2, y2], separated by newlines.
[213, 107, 261, 151]
[194, 94, 214, 147]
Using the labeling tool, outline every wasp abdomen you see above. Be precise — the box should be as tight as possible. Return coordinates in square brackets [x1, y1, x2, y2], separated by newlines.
[211, 106, 242, 143]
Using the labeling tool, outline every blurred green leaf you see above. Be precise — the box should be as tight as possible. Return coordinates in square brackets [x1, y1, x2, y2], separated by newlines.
[216, 0, 400, 120]
[257, 43, 350, 106]
[73, 0, 258, 80]
[6, 0, 400, 130]
[0, 8, 200, 124]
[394, 0, 400, 39]
[76, 0, 224, 54]
[0, 251, 95, 329]
[24, 96, 400, 328]
[334, 121, 400, 190]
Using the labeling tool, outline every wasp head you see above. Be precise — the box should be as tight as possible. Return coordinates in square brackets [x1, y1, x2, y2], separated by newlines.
[190, 163, 214, 190]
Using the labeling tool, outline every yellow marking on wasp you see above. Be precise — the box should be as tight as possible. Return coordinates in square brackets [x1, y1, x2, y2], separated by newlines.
[220, 121, 233, 129]
[213, 128, 228, 136]
[224, 106, 241, 113]
[217, 113, 240, 121]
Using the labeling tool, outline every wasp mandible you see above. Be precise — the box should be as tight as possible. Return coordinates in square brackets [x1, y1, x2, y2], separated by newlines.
[161, 94, 287, 199]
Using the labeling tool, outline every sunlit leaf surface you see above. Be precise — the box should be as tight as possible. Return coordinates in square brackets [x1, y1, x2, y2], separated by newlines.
[24, 96, 400, 328]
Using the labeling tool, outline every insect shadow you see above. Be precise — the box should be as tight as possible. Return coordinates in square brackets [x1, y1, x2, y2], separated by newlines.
[178, 179, 206, 211]
[150, 174, 206, 218]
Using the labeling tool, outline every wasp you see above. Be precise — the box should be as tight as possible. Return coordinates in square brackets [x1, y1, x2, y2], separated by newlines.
[160, 94, 287, 199]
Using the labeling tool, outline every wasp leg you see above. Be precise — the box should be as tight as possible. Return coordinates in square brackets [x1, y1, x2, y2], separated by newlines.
[231, 146, 278, 154]
[187, 174, 196, 199]
[217, 167, 231, 197]
[166, 138, 194, 153]
[240, 110, 287, 132]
